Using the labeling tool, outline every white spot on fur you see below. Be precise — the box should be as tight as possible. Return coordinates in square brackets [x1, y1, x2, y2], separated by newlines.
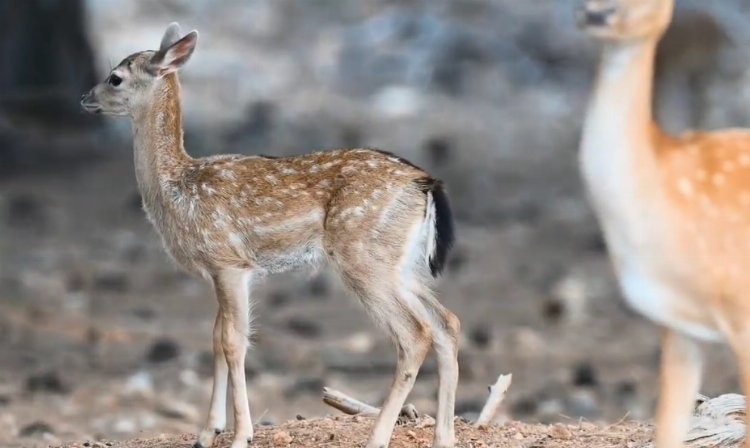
[677, 178, 693, 197]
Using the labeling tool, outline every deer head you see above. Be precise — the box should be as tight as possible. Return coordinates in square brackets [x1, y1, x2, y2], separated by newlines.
[80, 23, 198, 116]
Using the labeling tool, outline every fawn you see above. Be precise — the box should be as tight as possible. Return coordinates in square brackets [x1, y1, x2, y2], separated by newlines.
[579, 0, 750, 447]
[81, 23, 459, 448]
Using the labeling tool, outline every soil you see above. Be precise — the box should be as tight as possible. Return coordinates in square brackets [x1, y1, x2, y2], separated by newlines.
[52, 416, 653, 448]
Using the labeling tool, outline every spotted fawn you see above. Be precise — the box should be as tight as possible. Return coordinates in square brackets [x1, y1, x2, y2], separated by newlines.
[81, 23, 459, 448]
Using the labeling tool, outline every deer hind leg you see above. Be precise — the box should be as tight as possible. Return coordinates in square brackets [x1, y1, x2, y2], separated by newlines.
[654, 329, 703, 448]
[195, 311, 229, 448]
[345, 277, 433, 448]
[414, 287, 459, 448]
[332, 259, 455, 447]
[213, 269, 254, 448]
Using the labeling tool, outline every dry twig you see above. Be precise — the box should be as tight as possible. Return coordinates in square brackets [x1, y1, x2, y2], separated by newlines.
[322, 387, 420, 422]
[475, 374, 513, 427]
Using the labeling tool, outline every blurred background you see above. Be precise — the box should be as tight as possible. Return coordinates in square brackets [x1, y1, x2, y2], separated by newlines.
[2, 0, 750, 446]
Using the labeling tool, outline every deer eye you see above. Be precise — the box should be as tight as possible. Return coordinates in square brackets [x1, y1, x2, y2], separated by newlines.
[108, 74, 122, 87]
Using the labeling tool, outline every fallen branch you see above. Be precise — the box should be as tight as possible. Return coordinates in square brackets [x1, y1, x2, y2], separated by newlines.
[475, 374, 513, 427]
[322, 387, 420, 422]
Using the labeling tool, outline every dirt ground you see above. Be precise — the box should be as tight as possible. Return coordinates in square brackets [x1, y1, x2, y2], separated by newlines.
[52, 416, 653, 448]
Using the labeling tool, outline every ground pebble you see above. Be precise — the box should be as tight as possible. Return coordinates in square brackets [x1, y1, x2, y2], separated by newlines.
[272, 430, 293, 446]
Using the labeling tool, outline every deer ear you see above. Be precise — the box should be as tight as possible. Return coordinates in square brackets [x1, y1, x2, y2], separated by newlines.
[150, 30, 198, 78]
[160, 22, 182, 51]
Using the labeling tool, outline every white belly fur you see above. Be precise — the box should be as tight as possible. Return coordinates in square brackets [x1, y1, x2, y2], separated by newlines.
[617, 260, 723, 342]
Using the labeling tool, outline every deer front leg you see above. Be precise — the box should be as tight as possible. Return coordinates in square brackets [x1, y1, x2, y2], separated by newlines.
[195, 311, 229, 448]
[214, 269, 254, 448]
[654, 329, 702, 448]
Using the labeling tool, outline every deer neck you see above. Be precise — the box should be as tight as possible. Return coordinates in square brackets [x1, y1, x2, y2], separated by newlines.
[132, 74, 191, 206]
[580, 38, 663, 209]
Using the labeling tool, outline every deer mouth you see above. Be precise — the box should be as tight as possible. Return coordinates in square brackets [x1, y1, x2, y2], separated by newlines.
[80, 92, 102, 114]
[81, 102, 102, 114]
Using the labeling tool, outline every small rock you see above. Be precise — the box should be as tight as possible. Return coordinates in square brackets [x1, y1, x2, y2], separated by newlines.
[25, 371, 69, 394]
[541, 298, 565, 322]
[112, 418, 135, 434]
[92, 271, 129, 293]
[20, 421, 54, 437]
[566, 389, 600, 418]
[296, 414, 305, 420]
[156, 399, 200, 422]
[468, 324, 491, 349]
[146, 338, 180, 363]
[285, 317, 322, 338]
[272, 430, 293, 446]
[549, 423, 573, 440]
[572, 362, 598, 388]
[123, 370, 154, 400]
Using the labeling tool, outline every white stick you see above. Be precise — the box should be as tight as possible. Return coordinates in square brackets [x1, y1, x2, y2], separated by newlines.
[322, 387, 421, 421]
[475, 374, 513, 427]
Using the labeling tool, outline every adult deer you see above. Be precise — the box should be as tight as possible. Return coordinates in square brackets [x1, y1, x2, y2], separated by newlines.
[578, 0, 750, 447]
[81, 23, 459, 448]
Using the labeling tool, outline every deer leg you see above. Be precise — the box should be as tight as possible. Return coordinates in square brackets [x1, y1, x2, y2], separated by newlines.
[195, 311, 229, 448]
[654, 329, 702, 448]
[724, 322, 750, 448]
[426, 302, 460, 448]
[214, 269, 253, 448]
[365, 301, 432, 448]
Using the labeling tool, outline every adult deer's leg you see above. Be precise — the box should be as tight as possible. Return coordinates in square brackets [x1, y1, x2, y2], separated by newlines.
[654, 329, 702, 448]
[725, 320, 750, 448]
[214, 269, 253, 448]
[195, 311, 229, 448]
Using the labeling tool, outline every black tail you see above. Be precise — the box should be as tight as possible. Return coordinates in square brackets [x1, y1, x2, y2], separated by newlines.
[415, 178, 455, 277]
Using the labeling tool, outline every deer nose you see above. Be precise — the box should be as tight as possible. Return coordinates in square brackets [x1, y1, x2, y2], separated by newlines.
[579, 6, 616, 27]
[80, 90, 94, 106]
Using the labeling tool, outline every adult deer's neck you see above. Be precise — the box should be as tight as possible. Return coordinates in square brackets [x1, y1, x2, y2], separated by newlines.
[132, 74, 191, 202]
[586, 38, 659, 147]
[580, 38, 662, 201]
